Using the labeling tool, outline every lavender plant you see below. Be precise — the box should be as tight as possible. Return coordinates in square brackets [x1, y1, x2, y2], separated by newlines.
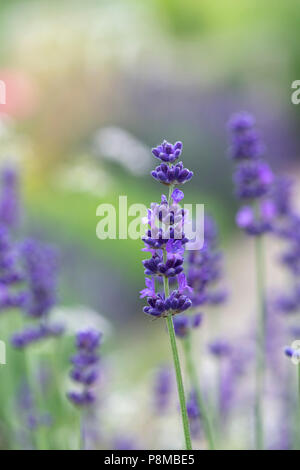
[228, 112, 274, 449]
[67, 329, 102, 449]
[140, 140, 193, 449]
[11, 239, 63, 348]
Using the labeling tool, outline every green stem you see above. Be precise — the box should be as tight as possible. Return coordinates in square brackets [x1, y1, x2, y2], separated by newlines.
[163, 266, 192, 449]
[183, 334, 215, 450]
[165, 314, 192, 450]
[254, 234, 266, 450]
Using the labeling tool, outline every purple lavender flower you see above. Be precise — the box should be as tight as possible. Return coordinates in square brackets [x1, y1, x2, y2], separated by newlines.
[0, 167, 20, 230]
[151, 161, 193, 186]
[143, 252, 184, 278]
[142, 140, 193, 319]
[143, 290, 192, 318]
[152, 140, 183, 163]
[274, 286, 300, 315]
[67, 329, 102, 407]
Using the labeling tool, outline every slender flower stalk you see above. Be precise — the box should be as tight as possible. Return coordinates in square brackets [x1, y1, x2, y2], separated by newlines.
[140, 140, 193, 449]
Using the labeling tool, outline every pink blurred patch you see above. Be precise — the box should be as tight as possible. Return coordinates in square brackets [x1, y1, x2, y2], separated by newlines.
[0, 69, 39, 119]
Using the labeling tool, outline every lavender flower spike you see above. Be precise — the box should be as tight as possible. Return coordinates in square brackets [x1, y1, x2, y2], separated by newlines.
[67, 329, 102, 407]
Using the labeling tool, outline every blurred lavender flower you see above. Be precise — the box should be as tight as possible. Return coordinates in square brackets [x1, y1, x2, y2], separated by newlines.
[228, 112, 275, 236]
[21, 239, 58, 318]
[113, 435, 138, 450]
[187, 215, 227, 308]
[153, 366, 173, 413]
[208, 339, 232, 358]
[12, 323, 64, 349]
[173, 313, 202, 339]
[186, 391, 202, 438]
[0, 226, 25, 312]
[228, 112, 264, 161]
[67, 329, 102, 407]
[11, 239, 64, 348]
[16, 382, 52, 449]
[0, 167, 20, 230]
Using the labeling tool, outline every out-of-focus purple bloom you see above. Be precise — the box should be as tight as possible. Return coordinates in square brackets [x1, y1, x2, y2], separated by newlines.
[113, 436, 138, 450]
[153, 366, 173, 413]
[0, 226, 26, 312]
[21, 239, 58, 318]
[142, 196, 189, 251]
[274, 286, 300, 315]
[187, 215, 226, 308]
[270, 176, 293, 218]
[228, 112, 264, 160]
[0, 226, 23, 285]
[234, 161, 274, 200]
[208, 339, 232, 358]
[11, 323, 64, 349]
[280, 244, 300, 277]
[173, 313, 202, 339]
[16, 382, 52, 437]
[0, 167, 20, 230]
[186, 391, 201, 438]
[236, 199, 276, 236]
[68, 329, 102, 407]
[218, 344, 252, 419]
[152, 140, 183, 163]
[228, 112, 276, 239]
